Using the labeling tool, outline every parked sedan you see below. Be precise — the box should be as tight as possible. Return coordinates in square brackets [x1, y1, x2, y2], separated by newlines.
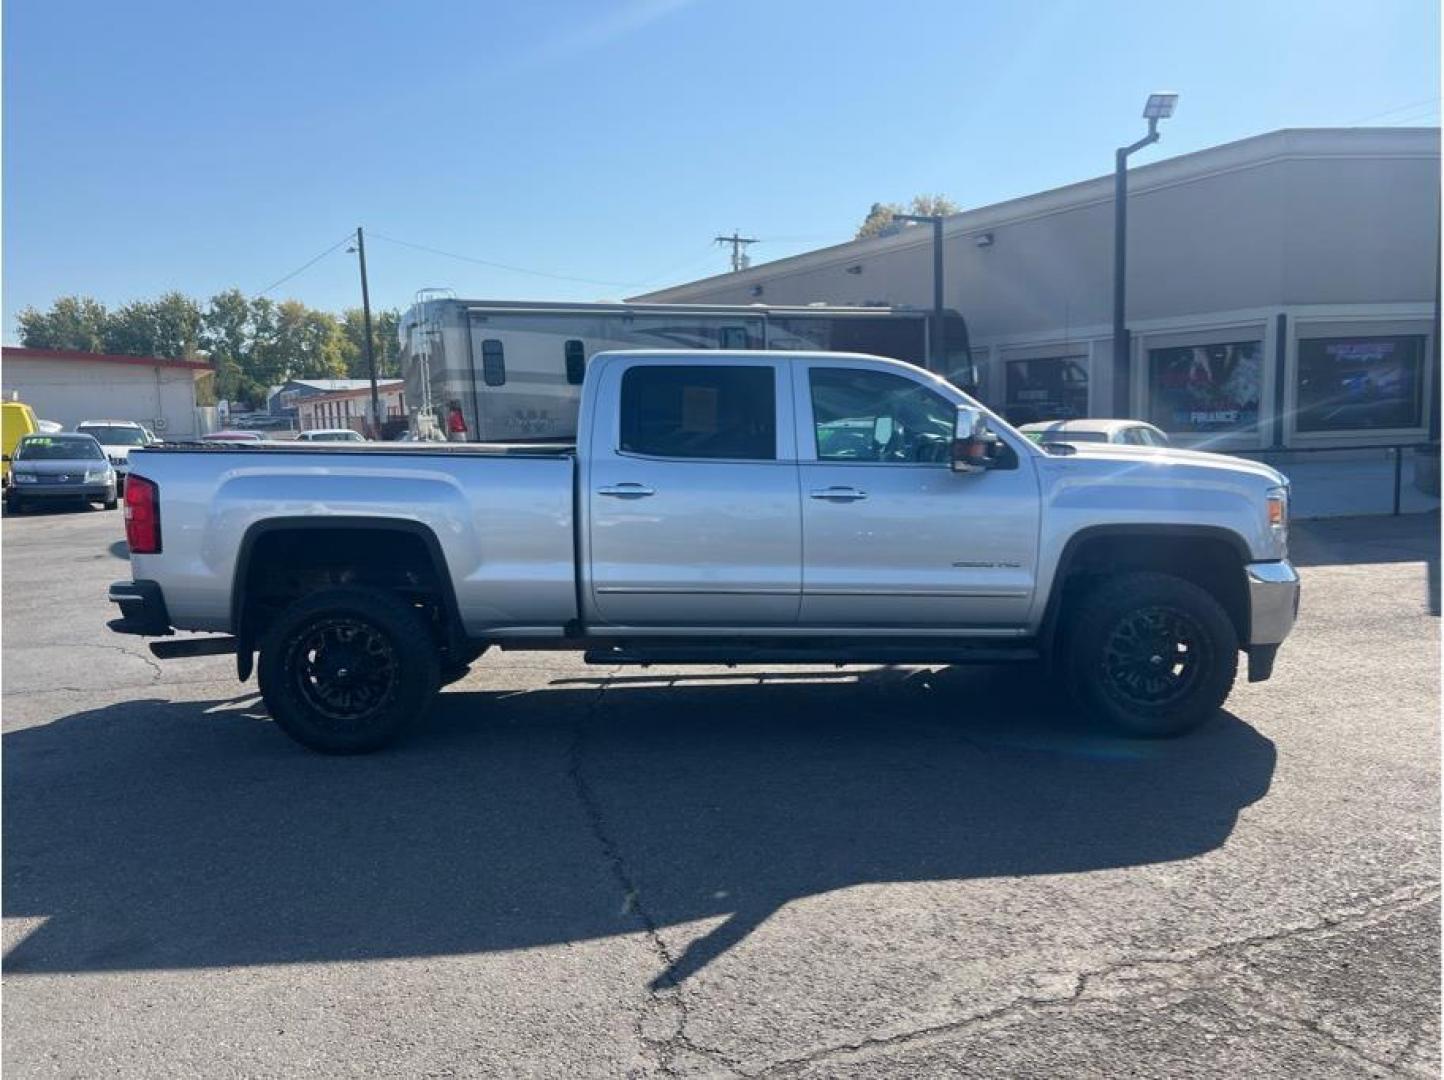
[1019, 419, 1170, 447]
[296, 428, 367, 443]
[4, 433, 118, 512]
[199, 431, 264, 443]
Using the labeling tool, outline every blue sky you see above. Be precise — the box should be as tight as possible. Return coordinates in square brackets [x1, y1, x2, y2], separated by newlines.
[3, 0, 1438, 340]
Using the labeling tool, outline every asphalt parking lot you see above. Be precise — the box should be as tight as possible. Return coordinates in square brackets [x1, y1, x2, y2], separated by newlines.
[2, 504, 1439, 1078]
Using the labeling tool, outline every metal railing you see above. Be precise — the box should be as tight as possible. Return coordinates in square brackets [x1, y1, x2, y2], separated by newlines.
[1234, 442, 1437, 517]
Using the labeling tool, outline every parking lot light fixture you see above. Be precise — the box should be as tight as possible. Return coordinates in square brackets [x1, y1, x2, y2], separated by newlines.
[890, 212, 946, 373]
[1112, 92, 1179, 414]
[1143, 93, 1178, 120]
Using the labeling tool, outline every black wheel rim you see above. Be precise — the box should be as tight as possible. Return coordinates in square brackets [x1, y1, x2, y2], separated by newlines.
[288, 616, 399, 725]
[1100, 605, 1209, 709]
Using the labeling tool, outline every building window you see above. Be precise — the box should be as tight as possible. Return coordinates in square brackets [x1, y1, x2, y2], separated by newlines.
[482, 339, 505, 386]
[1147, 341, 1262, 435]
[1296, 335, 1426, 433]
[1004, 356, 1088, 424]
[619, 366, 775, 460]
[565, 339, 586, 385]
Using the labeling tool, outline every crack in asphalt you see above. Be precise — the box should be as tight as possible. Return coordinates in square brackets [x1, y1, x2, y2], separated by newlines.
[3, 641, 164, 695]
[564, 666, 745, 1078]
[744, 882, 1440, 1078]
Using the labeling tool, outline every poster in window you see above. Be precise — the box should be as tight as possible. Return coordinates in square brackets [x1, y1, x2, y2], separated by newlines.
[1147, 341, 1262, 434]
[1004, 357, 1089, 424]
[1295, 336, 1424, 432]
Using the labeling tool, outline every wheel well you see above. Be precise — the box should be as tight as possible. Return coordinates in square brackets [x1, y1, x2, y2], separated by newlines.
[234, 524, 462, 655]
[1049, 531, 1249, 647]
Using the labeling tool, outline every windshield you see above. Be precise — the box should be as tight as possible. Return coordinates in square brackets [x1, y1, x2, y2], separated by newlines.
[15, 436, 104, 460]
[77, 425, 149, 446]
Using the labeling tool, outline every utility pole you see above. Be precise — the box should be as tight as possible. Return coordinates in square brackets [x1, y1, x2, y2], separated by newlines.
[350, 227, 381, 436]
[891, 213, 946, 373]
[714, 230, 758, 272]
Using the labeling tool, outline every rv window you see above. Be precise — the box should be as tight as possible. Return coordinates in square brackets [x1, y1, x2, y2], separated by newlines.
[482, 339, 505, 386]
[720, 326, 750, 350]
[619, 365, 775, 461]
[565, 340, 586, 385]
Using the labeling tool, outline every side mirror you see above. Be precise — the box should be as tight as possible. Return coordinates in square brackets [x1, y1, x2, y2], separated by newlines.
[951, 406, 994, 474]
[2, 455, 10, 463]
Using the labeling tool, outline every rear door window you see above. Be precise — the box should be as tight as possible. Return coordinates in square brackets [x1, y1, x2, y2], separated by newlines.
[619, 366, 775, 460]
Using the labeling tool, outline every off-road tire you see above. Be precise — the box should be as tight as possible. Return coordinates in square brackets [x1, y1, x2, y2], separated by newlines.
[1064, 571, 1238, 738]
[258, 586, 441, 754]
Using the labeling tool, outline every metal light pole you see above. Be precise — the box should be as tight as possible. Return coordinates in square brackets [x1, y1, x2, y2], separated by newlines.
[1112, 92, 1178, 415]
[348, 227, 382, 436]
[892, 212, 945, 372]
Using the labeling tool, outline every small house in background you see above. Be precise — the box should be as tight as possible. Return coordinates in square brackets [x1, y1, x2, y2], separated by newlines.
[267, 378, 402, 428]
[0, 346, 215, 437]
[296, 379, 405, 436]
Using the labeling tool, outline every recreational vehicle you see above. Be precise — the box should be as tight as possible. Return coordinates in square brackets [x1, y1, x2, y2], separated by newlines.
[398, 299, 975, 442]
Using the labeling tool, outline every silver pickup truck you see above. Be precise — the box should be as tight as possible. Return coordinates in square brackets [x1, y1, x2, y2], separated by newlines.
[108, 350, 1299, 753]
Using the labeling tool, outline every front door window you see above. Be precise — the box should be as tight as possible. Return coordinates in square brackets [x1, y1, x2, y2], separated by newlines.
[809, 368, 955, 465]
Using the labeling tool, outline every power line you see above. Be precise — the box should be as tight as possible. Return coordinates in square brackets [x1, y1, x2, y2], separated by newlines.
[368, 231, 641, 288]
[254, 232, 355, 297]
[1350, 95, 1442, 125]
[628, 246, 730, 289]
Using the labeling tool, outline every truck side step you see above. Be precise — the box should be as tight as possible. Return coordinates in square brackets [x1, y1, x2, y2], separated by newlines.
[582, 640, 1039, 667]
[149, 636, 240, 659]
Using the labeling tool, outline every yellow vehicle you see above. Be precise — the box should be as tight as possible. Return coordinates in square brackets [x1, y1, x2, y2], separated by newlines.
[2, 400, 41, 485]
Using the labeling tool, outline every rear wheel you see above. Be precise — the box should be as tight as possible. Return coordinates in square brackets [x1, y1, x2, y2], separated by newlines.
[1064, 571, 1238, 738]
[258, 587, 441, 754]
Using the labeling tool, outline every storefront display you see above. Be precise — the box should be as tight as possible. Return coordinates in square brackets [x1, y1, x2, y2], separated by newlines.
[1147, 341, 1262, 435]
[1295, 335, 1425, 433]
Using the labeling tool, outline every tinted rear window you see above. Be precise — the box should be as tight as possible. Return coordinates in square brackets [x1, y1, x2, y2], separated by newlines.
[619, 366, 775, 460]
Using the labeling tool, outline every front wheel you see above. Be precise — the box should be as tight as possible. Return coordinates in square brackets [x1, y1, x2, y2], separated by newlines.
[1063, 571, 1238, 738]
[258, 587, 441, 754]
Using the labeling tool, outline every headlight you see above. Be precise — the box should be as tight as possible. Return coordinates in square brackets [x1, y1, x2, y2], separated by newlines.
[13, 473, 37, 484]
[85, 469, 111, 484]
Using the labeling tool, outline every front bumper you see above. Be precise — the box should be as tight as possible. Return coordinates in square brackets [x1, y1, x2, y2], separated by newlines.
[1244, 559, 1300, 683]
[1247, 560, 1300, 645]
[108, 580, 173, 636]
[9, 482, 112, 500]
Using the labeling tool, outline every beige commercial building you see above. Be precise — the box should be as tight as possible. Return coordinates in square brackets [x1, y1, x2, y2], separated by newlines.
[1, 346, 215, 437]
[636, 128, 1440, 451]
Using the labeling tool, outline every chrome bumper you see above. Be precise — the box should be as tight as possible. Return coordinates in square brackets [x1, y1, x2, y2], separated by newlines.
[1247, 560, 1300, 646]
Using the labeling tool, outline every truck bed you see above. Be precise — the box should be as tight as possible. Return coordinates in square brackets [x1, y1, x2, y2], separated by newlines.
[125, 443, 580, 636]
[153, 440, 577, 457]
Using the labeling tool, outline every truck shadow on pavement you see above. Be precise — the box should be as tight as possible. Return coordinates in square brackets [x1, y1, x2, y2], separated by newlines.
[3, 665, 1275, 985]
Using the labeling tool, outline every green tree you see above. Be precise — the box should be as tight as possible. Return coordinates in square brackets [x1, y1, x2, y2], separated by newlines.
[254, 300, 346, 383]
[855, 194, 961, 239]
[202, 289, 259, 405]
[102, 292, 203, 358]
[15, 296, 109, 351]
[338, 307, 402, 379]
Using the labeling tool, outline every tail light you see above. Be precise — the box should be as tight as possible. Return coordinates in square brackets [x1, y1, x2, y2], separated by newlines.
[124, 475, 161, 554]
